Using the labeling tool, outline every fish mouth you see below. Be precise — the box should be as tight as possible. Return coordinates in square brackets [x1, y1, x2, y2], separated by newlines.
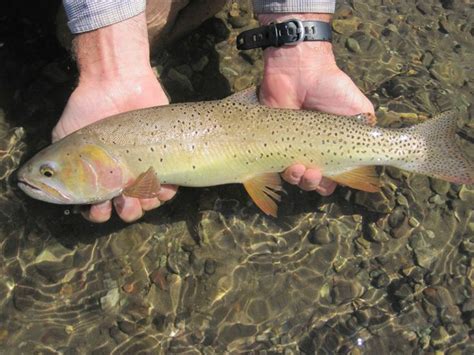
[17, 179, 72, 204]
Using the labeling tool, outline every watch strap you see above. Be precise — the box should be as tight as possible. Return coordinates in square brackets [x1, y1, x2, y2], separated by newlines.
[236, 19, 332, 50]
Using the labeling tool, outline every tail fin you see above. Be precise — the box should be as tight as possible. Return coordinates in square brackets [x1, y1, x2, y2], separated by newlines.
[406, 111, 473, 185]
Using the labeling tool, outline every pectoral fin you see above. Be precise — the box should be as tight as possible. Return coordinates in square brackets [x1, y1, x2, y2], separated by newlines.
[123, 167, 161, 199]
[243, 173, 283, 217]
[330, 166, 381, 192]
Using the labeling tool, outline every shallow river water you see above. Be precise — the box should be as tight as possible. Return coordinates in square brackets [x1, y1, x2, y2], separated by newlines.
[0, 0, 473, 353]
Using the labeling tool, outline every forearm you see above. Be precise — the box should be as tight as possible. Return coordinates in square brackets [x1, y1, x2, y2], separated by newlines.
[73, 12, 152, 82]
[63, 0, 146, 34]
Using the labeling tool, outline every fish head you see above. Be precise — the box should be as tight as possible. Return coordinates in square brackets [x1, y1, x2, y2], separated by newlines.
[17, 136, 127, 204]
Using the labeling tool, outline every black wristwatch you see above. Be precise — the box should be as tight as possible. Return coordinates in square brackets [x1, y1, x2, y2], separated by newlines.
[236, 19, 332, 50]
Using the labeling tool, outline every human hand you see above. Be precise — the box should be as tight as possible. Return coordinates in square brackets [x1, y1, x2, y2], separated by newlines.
[258, 14, 375, 196]
[53, 14, 177, 223]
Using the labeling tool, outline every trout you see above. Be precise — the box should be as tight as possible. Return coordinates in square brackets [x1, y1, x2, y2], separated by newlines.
[17, 90, 474, 216]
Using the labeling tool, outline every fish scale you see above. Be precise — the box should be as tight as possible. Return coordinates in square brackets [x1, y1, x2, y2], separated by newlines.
[81, 101, 422, 186]
[17, 89, 474, 216]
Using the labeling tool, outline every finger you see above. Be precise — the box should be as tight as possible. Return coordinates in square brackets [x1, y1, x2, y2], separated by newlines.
[299, 168, 323, 191]
[157, 184, 178, 202]
[82, 200, 112, 223]
[281, 164, 306, 185]
[113, 195, 144, 223]
[139, 197, 161, 211]
[356, 94, 375, 116]
[315, 178, 337, 196]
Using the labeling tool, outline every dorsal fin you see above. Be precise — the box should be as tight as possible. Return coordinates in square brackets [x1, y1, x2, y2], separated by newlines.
[224, 86, 259, 105]
[123, 167, 161, 198]
[330, 166, 381, 192]
[243, 173, 283, 217]
[352, 112, 377, 126]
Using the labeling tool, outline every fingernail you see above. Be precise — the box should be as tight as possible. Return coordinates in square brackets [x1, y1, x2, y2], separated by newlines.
[314, 186, 325, 194]
[114, 198, 125, 212]
[319, 179, 333, 189]
[291, 171, 301, 179]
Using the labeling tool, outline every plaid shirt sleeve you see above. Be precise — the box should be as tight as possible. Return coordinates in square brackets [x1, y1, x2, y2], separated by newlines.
[252, 0, 336, 13]
[63, 0, 146, 34]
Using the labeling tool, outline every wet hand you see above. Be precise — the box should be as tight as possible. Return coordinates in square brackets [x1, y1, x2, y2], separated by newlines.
[54, 73, 177, 223]
[52, 14, 177, 223]
[258, 14, 375, 196]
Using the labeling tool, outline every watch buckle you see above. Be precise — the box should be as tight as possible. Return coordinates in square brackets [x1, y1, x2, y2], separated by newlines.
[285, 19, 305, 45]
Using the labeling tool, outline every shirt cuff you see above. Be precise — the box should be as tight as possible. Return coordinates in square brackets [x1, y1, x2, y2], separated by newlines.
[252, 0, 336, 14]
[63, 0, 146, 34]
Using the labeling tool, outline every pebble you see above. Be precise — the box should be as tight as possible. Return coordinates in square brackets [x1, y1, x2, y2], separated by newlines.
[100, 288, 120, 312]
[354, 189, 395, 213]
[221, 66, 239, 77]
[408, 217, 420, 228]
[388, 207, 406, 229]
[458, 186, 474, 204]
[332, 18, 361, 35]
[167, 251, 189, 275]
[393, 283, 413, 301]
[374, 273, 390, 288]
[331, 279, 364, 304]
[233, 75, 253, 91]
[430, 326, 450, 347]
[460, 240, 474, 257]
[191, 56, 209, 72]
[308, 225, 331, 245]
[167, 68, 194, 92]
[411, 234, 439, 268]
[396, 194, 409, 208]
[430, 179, 450, 195]
[416, 2, 432, 15]
[428, 194, 445, 205]
[175, 64, 193, 78]
[461, 299, 474, 313]
[365, 223, 389, 243]
[440, 305, 462, 325]
[204, 259, 216, 275]
[423, 286, 454, 308]
[228, 15, 249, 29]
[346, 38, 362, 53]
[117, 320, 136, 335]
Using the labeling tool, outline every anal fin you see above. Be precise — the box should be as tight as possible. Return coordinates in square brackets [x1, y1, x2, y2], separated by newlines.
[330, 166, 381, 192]
[123, 167, 161, 199]
[243, 173, 283, 217]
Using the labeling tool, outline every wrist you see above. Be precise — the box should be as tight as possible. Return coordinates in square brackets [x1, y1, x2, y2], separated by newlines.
[74, 13, 152, 82]
[257, 13, 332, 25]
[257, 13, 335, 66]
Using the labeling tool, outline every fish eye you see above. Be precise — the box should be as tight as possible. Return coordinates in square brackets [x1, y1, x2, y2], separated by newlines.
[40, 165, 55, 178]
